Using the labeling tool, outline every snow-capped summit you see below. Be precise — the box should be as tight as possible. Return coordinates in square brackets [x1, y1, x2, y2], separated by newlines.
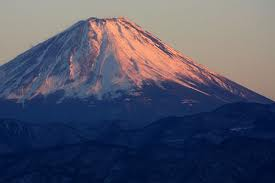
[0, 17, 272, 123]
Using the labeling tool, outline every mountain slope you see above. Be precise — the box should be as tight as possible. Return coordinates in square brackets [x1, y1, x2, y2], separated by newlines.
[0, 17, 272, 123]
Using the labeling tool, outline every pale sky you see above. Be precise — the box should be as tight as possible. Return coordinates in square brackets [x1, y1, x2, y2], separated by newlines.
[0, 0, 274, 100]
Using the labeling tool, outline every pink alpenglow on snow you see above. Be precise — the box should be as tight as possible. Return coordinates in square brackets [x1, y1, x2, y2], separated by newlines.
[0, 17, 272, 104]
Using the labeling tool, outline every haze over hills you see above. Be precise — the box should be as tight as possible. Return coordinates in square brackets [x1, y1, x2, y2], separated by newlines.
[0, 102, 275, 182]
[0, 17, 272, 124]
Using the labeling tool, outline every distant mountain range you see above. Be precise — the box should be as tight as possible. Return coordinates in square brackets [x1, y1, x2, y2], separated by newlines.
[0, 17, 272, 125]
[0, 102, 275, 182]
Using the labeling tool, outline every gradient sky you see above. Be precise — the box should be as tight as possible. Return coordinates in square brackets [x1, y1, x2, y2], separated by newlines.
[0, 0, 274, 100]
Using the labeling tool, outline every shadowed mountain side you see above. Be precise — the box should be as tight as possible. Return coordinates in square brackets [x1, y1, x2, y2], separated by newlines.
[0, 102, 274, 153]
[0, 137, 274, 182]
[0, 102, 274, 182]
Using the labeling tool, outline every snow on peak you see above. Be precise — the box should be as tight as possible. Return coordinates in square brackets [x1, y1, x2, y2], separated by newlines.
[0, 17, 270, 103]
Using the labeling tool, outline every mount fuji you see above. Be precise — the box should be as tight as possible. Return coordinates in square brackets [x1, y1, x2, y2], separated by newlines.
[0, 17, 272, 125]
